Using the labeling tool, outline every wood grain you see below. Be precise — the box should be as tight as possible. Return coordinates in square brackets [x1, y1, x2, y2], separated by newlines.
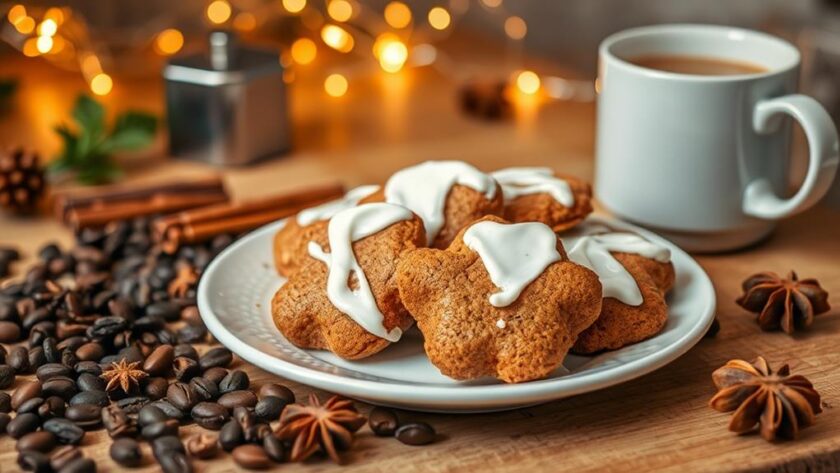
[1, 39, 839, 472]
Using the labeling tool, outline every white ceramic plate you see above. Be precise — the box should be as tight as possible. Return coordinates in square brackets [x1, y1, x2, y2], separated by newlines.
[198, 215, 716, 413]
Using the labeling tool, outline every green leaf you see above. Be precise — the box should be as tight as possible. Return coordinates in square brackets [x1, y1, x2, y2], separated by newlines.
[102, 112, 157, 152]
[72, 95, 105, 139]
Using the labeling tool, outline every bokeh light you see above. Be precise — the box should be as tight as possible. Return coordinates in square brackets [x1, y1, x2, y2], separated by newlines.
[428, 7, 450, 30]
[37, 19, 57, 36]
[81, 54, 102, 77]
[22, 38, 39, 57]
[44, 7, 64, 25]
[233, 12, 257, 31]
[282, 0, 307, 14]
[384, 2, 412, 29]
[516, 70, 540, 95]
[155, 29, 184, 55]
[90, 73, 113, 96]
[7, 4, 26, 24]
[206, 0, 232, 24]
[291, 38, 317, 64]
[379, 40, 408, 73]
[321, 24, 354, 53]
[36, 35, 53, 54]
[14, 16, 35, 34]
[328, 0, 353, 22]
[324, 73, 348, 97]
[481, 0, 502, 7]
[504, 16, 527, 39]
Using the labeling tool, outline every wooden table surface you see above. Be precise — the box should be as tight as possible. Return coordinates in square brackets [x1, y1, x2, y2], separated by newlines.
[1, 39, 839, 473]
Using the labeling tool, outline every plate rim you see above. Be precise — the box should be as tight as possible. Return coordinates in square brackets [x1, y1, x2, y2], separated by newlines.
[198, 214, 716, 410]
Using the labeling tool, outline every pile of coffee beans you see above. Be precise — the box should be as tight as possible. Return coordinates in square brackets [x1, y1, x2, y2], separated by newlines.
[0, 215, 437, 471]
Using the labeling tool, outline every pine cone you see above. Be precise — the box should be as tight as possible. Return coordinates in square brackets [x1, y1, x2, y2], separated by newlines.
[0, 148, 46, 214]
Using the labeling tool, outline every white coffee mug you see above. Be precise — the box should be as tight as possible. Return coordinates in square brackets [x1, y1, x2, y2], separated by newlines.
[595, 24, 839, 252]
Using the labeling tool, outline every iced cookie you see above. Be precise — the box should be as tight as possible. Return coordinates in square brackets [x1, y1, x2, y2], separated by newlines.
[360, 160, 503, 249]
[273, 185, 380, 277]
[492, 167, 593, 233]
[396, 216, 602, 383]
[271, 203, 425, 359]
[561, 230, 675, 354]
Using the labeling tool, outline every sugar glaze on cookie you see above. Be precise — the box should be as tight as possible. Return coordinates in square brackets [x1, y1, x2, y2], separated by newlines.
[297, 185, 380, 226]
[492, 167, 574, 207]
[463, 220, 561, 307]
[308, 203, 412, 342]
[385, 160, 496, 245]
[563, 233, 670, 306]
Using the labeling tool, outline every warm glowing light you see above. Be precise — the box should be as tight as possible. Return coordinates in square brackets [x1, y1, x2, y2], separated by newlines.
[44, 7, 64, 25]
[291, 38, 317, 64]
[233, 12, 257, 31]
[384, 1, 412, 29]
[37, 19, 57, 36]
[36, 35, 53, 53]
[328, 0, 353, 22]
[372, 32, 398, 58]
[22, 38, 39, 57]
[7, 5, 26, 24]
[324, 73, 348, 97]
[516, 70, 540, 95]
[90, 73, 113, 96]
[81, 54, 102, 77]
[481, 0, 502, 7]
[14, 16, 35, 34]
[379, 40, 408, 73]
[504, 16, 527, 39]
[207, 0, 232, 24]
[428, 7, 450, 30]
[155, 28, 184, 55]
[49, 35, 66, 54]
[411, 43, 437, 66]
[321, 24, 353, 52]
[282, 0, 307, 13]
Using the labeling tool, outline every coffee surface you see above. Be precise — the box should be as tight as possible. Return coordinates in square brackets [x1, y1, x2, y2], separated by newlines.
[629, 54, 767, 75]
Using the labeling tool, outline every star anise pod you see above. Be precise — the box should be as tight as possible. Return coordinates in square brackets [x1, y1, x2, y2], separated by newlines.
[736, 271, 830, 334]
[275, 394, 366, 463]
[709, 356, 822, 441]
[168, 263, 198, 298]
[100, 359, 148, 393]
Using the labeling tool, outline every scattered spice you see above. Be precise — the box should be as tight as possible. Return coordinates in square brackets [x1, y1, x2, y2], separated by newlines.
[736, 271, 830, 334]
[101, 360, 148, 393]
[275, 394, 366, 463]
[709, 356, 822, 441]
[168, 263, 198, 298]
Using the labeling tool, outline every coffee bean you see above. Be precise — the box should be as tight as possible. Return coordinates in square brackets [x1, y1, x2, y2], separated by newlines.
[177, 323, 206, 343]
[138, 404, 169, 428]
[191, 402, 229, 430]
[110, 437, 143, 467]
[36, 363, 73, 382]
[232, 444, 272, 469]
[159, 452, 192, 473]
[0, 364, 13, 389]
[102, 404, 136, 438]
[218, 390, 257, 411]
[395, 422, 436, 446]
[42, 376, 77, 400]
[149, 399, 185, 421]
[7, 412, 40, 438]
[199, 347, 232, 371]
[144, 376, 169, 400]
[0, 412, 10, 432]
[219, 370, 249, 394]
[17, 432, 57, 456]
[254, 396, 285, 422]
[49, 445, 82, 471]
[258, 383, 295, 404]
[57, 457, 96, 473]
[12, 380, 42, 409]
[74, 361, 101, 377]
[74, 342, 104, 362]
[181, 306, 201, 323]
[152, 435, 186, 456]
[167, 382, 198, 411]
[65, 404, 102, 428]
[116, 396, 149, 414]
[27, 347, 46, 371]
[219, 419, 243, 451]
[0, 391, 10, 412]
[202, 367, 227, 384]
[173, 356, 200, 381]
[142, 419, 180, 440]
[76, 373, 105, 392]
[143, 344, 174, 376]
[189, 377, 218, 402]
[43, 418, 85, 445]
[173, 343, 198, 361]
[263, 435, 286, 462]
[0, 320, 21, 342]
[17, 397, 45, 415]
[147, 301, 181, 322]
[9, 346, 31, 373]
[369, 407, 399, 436]
[69, 390, 109, 407]
[37, 396, 66, 420]
[186, 433, 219, 459]
[89, 316, 126, 338]
[17, 450, 50, 473]
[245, 423, 272, 443]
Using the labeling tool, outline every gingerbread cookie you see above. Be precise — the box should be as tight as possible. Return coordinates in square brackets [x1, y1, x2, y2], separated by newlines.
[396, 216, 602, 383]
[491, 167, 593, 233]
[271, 203, 425, 359]
[273, 185, 379, 277]
[561, 229, 675, 354]
[360, 160, 503, 249]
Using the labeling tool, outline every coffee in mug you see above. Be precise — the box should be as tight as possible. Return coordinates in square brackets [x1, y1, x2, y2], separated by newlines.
[628, 55, 766, 76]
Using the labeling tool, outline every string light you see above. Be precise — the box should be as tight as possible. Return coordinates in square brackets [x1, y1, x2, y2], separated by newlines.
[379, 40, 407, 73]
[22, 38, 39, 57]
[516, 70, 540, 95]
[7, 4, 26, 24]
[282, 0, 307, 14]
[155, 29, 184, 55]
[14, 16, 35, 34]
[321, 24, 354, 52]
[291, 38, 317, 64]
[44, 7, 64, 25]
[324, 73, 348, 97]
[504, 16, 526, 39]
[233, 12, 257, 31]
[428, 7, 450, 30]
[481, 0, 502, 7]
[384, 2, 412, 29]
[372, 32, 398, 58]
[36, 35, 53, 54]
[37, 19, 58, 37]
[90, 73, 113, 96]
[327, 0, 353, 22]
[207, 0, 232, 24]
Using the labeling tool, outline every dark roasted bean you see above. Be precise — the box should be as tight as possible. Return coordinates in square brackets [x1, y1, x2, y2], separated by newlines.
[102, 404, 136, 438]
[116, 396, 149, 414]
[74, 361, 102, 376]
[0, 364, 14, 388]
[199, 347, 232, 371]
[142, 419, 180, 440]
[12, 380, 42, 409]
[36, 363, 73, 382]
[144, 376, 169, 400]
[149, 399, 185, 421]
[74, 342, 104, 362]
[76, 373, 105, 392]
[395, 422, 436, 446]
[89, 316, 126, 338]
[116, 345, 144, 364]
[16, 397, 45, 415]
[159, 453, 192, 473]
[49, 445, 82, 471]
[191, 402, 229, 430]
[369, 406, 399, 436]
[152, 434, 186, 455]
[27, 346, 46, 370]
[177, 323, 206, 343]
[147, 301, 181, 322]
[16, 431, 57, 453]
[57, 457, 96, 473]
[219, 370, 249, 394]
[258, 383, 295, 403]
[0, 391, 10, 412]
[138, 404, 169, 427]
[189, 377, 218, 401]
[186, 433, 219, 459]
[173, 343, 198, 361]
[43, 418, 85, 445]
[143, 344, 174, 376]
[9, 346, 31, 373]
[42, 376, 77, 400]
[254, 396, 285, 422]
[65, 404, 102, 428]
[110, 437, 143, 467]
[263, 435, 286, 462]
[37, 396, 66, 420]
[218, 390, 257, 410]
[0, 412, 10, 432]
[69, 390, 109, 407]
[17, 450, 50, 473]
[7, 412, 40, 438]
[173, 356, 200, 381]
[43, 338, 60, 363]
[167, 382, 198, 411]
[0, 320, 21, 342]
[219, 419, 243, 451]
[202, 367, 227, 384]
[232, 444, 272, 469]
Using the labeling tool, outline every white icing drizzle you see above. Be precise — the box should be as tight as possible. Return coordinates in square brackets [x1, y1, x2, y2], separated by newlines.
[307, 203, 412, 342]
[463, 221, 561, 307]
[297, 185, 380, 226]
[562, 232, 671, 306]
[492, 167, 574, 207]
[384, 161, 497, 245]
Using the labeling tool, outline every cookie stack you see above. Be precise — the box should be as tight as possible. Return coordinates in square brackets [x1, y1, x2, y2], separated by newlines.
[271, 161, 674, 384]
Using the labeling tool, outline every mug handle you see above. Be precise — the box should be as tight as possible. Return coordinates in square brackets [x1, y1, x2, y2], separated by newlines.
[742, 94, 840, 219]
